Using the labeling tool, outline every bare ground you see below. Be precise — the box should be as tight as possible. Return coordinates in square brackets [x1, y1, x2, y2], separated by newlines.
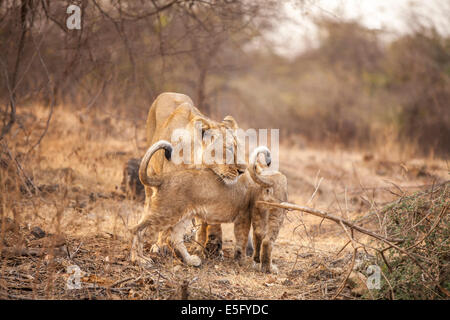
[1, 105, 448, 300]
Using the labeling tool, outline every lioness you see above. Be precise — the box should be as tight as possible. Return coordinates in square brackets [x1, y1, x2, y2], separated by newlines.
[144, 92, 246, 255]
[130, 141, 287, 272]
[145, 92, 244, 180]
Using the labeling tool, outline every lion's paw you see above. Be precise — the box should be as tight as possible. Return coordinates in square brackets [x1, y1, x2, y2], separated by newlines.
[270, 264, 279, 274]
[261, 263, 279, 274]
[186, 255, 202, 267]
[253, 262, 279, 274]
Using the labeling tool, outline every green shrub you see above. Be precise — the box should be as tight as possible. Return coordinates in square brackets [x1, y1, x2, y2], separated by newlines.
[371, 182, 449, 299]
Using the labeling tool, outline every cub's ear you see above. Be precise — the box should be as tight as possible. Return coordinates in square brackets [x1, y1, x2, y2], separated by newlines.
[223, 115, 238, 130]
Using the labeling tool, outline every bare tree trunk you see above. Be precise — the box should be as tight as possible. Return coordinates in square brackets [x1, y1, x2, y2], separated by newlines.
[196, 68, 209, 115]
[1, 0, 30, 139]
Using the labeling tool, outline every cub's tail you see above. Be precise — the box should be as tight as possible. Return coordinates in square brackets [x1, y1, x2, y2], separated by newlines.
[139, 140, 173, 187]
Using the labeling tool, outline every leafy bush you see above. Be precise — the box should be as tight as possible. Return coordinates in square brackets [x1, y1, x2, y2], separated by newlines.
[372, 182, 449, 299]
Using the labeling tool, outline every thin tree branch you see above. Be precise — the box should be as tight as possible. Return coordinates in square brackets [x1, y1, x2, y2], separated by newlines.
[257, 201, 404, 243]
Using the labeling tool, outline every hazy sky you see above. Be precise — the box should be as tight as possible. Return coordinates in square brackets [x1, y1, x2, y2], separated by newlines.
[266, 0, 450, 57]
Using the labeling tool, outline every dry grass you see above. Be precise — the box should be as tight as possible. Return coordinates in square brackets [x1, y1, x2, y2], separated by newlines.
[1, 105, 448, 300]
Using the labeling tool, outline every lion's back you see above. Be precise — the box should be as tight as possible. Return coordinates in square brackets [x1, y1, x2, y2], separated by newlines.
[146, 92, 195, 145]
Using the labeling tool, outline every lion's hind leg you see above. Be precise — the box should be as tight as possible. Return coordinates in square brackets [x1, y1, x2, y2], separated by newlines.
[170, 217, 202, 267]
[233, 212, 251, 261]
[130, 230, 153, 266]
[129, 209, 169, 266]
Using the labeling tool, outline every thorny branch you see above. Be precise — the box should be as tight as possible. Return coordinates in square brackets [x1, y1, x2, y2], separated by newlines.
[257, 201, 404, 243]
[258, 200, 450, 298]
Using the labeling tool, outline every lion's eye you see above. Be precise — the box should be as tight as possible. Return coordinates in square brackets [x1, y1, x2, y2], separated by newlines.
[226, 147, 234, 160]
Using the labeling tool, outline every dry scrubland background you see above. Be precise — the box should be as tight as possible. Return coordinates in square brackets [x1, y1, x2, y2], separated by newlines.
[0, 0, 449, 300]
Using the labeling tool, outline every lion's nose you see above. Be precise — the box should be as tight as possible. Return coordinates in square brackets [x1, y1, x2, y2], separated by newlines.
[237, 169, 245, 175]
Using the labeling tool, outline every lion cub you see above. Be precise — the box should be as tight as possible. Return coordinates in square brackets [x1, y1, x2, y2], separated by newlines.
[232, 159, 287, 273]
[130, 140, 285, 269]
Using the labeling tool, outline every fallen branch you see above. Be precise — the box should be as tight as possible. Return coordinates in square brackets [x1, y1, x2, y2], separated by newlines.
[257, 201, 403, 243]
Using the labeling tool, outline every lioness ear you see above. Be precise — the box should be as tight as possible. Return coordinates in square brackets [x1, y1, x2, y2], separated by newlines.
[192, 116, 210, 138]
[223, 115, 238, 130]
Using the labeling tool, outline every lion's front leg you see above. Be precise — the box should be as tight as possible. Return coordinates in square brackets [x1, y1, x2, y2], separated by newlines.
[258, 209, 283, 274]
[129, 205, 168, 266]
[251, 208, 265, 264]
[233, 211, 251, 261]
[260, 238, 278, 274]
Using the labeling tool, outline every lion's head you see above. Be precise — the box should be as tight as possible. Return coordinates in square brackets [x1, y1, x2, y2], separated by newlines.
[147, 93, 247, 185]
[186, 114, 246, 185]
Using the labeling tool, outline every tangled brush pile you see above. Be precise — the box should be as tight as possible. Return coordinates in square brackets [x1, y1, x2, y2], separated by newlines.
[373, 182, 449, 299]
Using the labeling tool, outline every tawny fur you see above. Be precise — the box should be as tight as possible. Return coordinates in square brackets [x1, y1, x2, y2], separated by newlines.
[129, 142, 287, 273]
[248, 171, 287, 273]
[144, 92, 245, 255]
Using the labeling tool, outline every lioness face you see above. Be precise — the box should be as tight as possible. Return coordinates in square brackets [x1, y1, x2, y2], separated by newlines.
[191, 117, 246, 185]
[206, 126, 246, 185]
